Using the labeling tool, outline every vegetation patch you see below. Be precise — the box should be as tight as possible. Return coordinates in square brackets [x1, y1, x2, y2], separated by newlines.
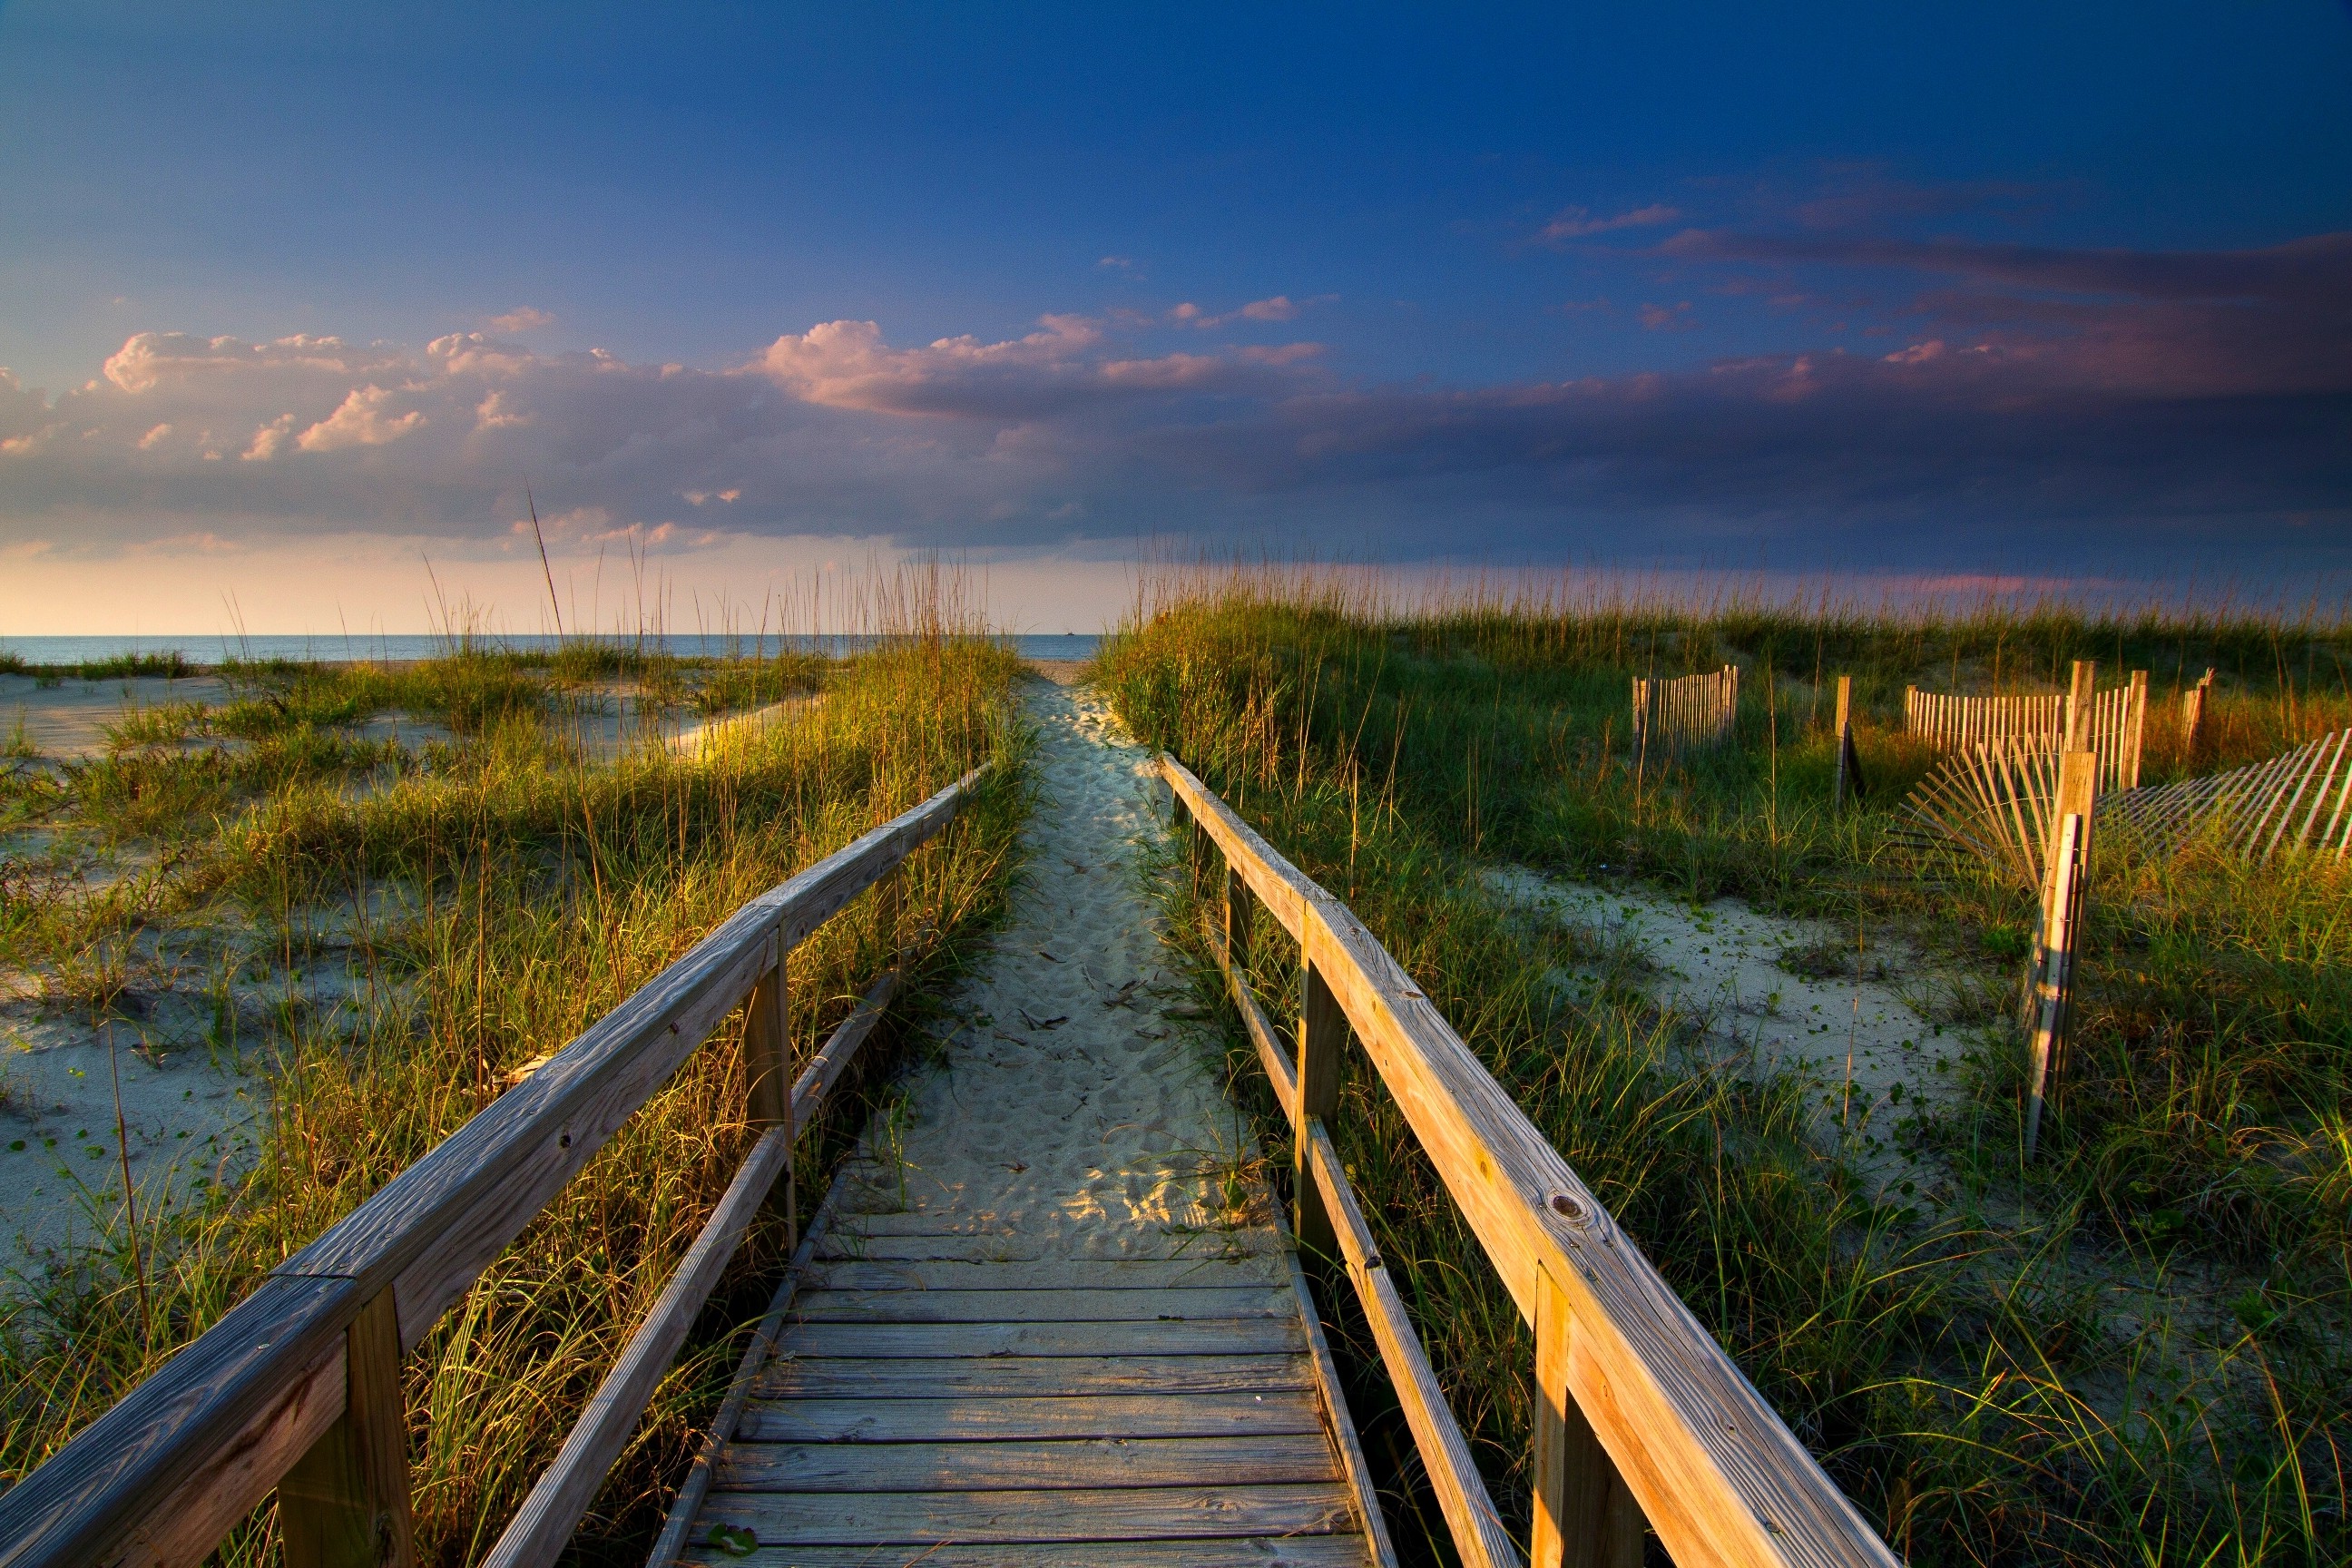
[1096, 573, 2350, 1567]
[0, 629, 1025, 1567]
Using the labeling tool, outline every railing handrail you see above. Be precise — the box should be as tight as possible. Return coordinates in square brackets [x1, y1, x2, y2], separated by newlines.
[0, 767, 989, 1568]
[1160, 755, 1898, 1568]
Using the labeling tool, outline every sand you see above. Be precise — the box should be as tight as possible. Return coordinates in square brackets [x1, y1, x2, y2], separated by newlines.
[1489, 869, 1964, 1200]
[824, 672, 1269, 1258]
[2, 673, 230, 760]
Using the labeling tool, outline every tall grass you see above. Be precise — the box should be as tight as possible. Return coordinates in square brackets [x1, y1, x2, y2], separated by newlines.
[0, 612, 1027, 1566]
[1096, 570, 2350, 1567]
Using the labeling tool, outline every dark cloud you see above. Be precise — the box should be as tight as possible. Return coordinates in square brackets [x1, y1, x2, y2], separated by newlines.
[3, 238, 2347, 575]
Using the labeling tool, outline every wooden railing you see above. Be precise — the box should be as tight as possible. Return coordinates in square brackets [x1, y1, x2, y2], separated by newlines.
[1161, 756, 1899, 1568]
[0, 768, 990, 1568]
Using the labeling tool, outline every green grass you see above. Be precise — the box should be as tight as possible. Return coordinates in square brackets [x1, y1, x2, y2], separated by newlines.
[0, 624, 1028, 1567]
[1095, 573, 2351, 1567]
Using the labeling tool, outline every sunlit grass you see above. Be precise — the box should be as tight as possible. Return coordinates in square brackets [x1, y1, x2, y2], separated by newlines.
[0, 610, 1028, 1567]
[1097, 570, 2351, 1567]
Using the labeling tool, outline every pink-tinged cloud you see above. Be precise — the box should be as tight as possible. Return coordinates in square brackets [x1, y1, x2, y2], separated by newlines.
[1539, 203, 1681, 243]
[1166, 296, 1310, 329]
[1659, 228, 2352, 400]
[489, 306, 556, 334]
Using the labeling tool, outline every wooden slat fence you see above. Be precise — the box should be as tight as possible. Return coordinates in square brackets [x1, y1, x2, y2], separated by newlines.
[0, 768, 991, 1568]
[2102, 729, 2352, 862]
[1903, 665, 2147, 792]
[1630, 664, 1739, 760]
[1161, 756, 1898, 1568]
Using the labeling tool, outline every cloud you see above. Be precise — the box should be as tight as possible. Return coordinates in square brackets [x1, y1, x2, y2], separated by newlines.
[295, 386, 427, 452]
[1538, 203, 1681, 244]
[1167, 296, 1310, 329]
[489, 306, 556, 333]
[1658, 228, 2352, 398]
[3, 256, 2347, 575]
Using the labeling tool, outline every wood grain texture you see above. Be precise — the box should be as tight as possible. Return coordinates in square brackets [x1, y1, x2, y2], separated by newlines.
[0, 1273, 357, 1568]
[1306, 1123, 1516, 1568]
[1532, 1262, 1640, 1568]
[737, 1391, 1328, 1444]
[716, 1435, 1339, 1492]
[279, 1289, 415, 1568]
[799, 1257, 1287, 1291]
[486, 1124, 794, 1568]
[680, 1542, 1370, 1568]
[644, 1162, 858, 1568]
[698, 1484, 1360, 1544]
[789, 1286, 1295, 1324]
[1293, 961, 1348, 1261]
[773, 1318, 1308, 1359]
[760, 1353, 1315, 1398]
[811, 1230, 1285, 1265]
[1274, 1174, 1400, 1568]
[1161, 755, 1899, 1568]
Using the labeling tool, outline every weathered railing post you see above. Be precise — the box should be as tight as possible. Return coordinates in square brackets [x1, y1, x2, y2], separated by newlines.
[279, 1290, 415, 1568]
[1531, 1261, 1642, 1568]
[1224, 860, 1255, 975]
[742, 933, 794, 1245]
[1294, 945, 1348, 1261]
[2024, 750, 2097, 1162]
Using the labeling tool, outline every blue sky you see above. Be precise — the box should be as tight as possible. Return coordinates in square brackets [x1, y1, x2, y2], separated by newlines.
[2, 2, 2348, 630]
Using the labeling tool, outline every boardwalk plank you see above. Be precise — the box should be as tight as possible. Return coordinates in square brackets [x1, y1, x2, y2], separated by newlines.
[814, 1230, 1283, 1264]
[699, 1482, 1359, 1544]
[737, 1390, 1327, 1443]
[683, 1538, 1374, 1568]
[715, 1434, 1338, 1492]
[759, 1353, 1315, 1398]
[789, 1286, 1293, 1323]
[772, 1318, 1306, 1359]
[802, 1257, 1286, 1291]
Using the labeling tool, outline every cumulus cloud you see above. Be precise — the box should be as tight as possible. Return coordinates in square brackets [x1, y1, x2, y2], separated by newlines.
[489, 306, 556, 333]
[295, 386, 427, 452]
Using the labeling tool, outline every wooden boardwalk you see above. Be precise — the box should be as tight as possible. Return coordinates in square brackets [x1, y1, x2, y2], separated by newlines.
[0, 715, 1899, 1568]
[671, 1154, 1385, 1566]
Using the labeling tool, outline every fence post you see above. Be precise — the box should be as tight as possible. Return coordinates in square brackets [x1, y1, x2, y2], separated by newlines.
[2063, 660, 2096, 751]
[1530, 1262, 1642, 1568]
[1832, 675, 1864, 808]
[2124, 671, 2148, 789]
[2024, 751, 2097, 1163]
[743, 934, 794, 1242]
[2181, 668, 2213, 752]
[1294, 950, 1348, 1260]
[1224, 861, 1255, 976]
[279, 1289, 415, 1568]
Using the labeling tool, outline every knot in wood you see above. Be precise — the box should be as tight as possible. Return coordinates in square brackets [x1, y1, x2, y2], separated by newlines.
[1549, 1191, 1593, 1227]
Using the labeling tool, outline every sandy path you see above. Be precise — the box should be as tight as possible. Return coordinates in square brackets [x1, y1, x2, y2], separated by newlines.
[826, 674, 1266, 1258]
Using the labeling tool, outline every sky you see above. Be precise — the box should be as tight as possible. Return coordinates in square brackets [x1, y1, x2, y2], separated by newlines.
[1, 1, 2348, 633]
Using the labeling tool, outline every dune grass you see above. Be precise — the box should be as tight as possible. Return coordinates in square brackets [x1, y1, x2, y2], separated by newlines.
[0, 626, 1027, 1566]
[1094, 572, 2351, 1567]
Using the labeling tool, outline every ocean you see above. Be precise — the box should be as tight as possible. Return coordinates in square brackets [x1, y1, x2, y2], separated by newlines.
[0, 632, 1102, 667]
